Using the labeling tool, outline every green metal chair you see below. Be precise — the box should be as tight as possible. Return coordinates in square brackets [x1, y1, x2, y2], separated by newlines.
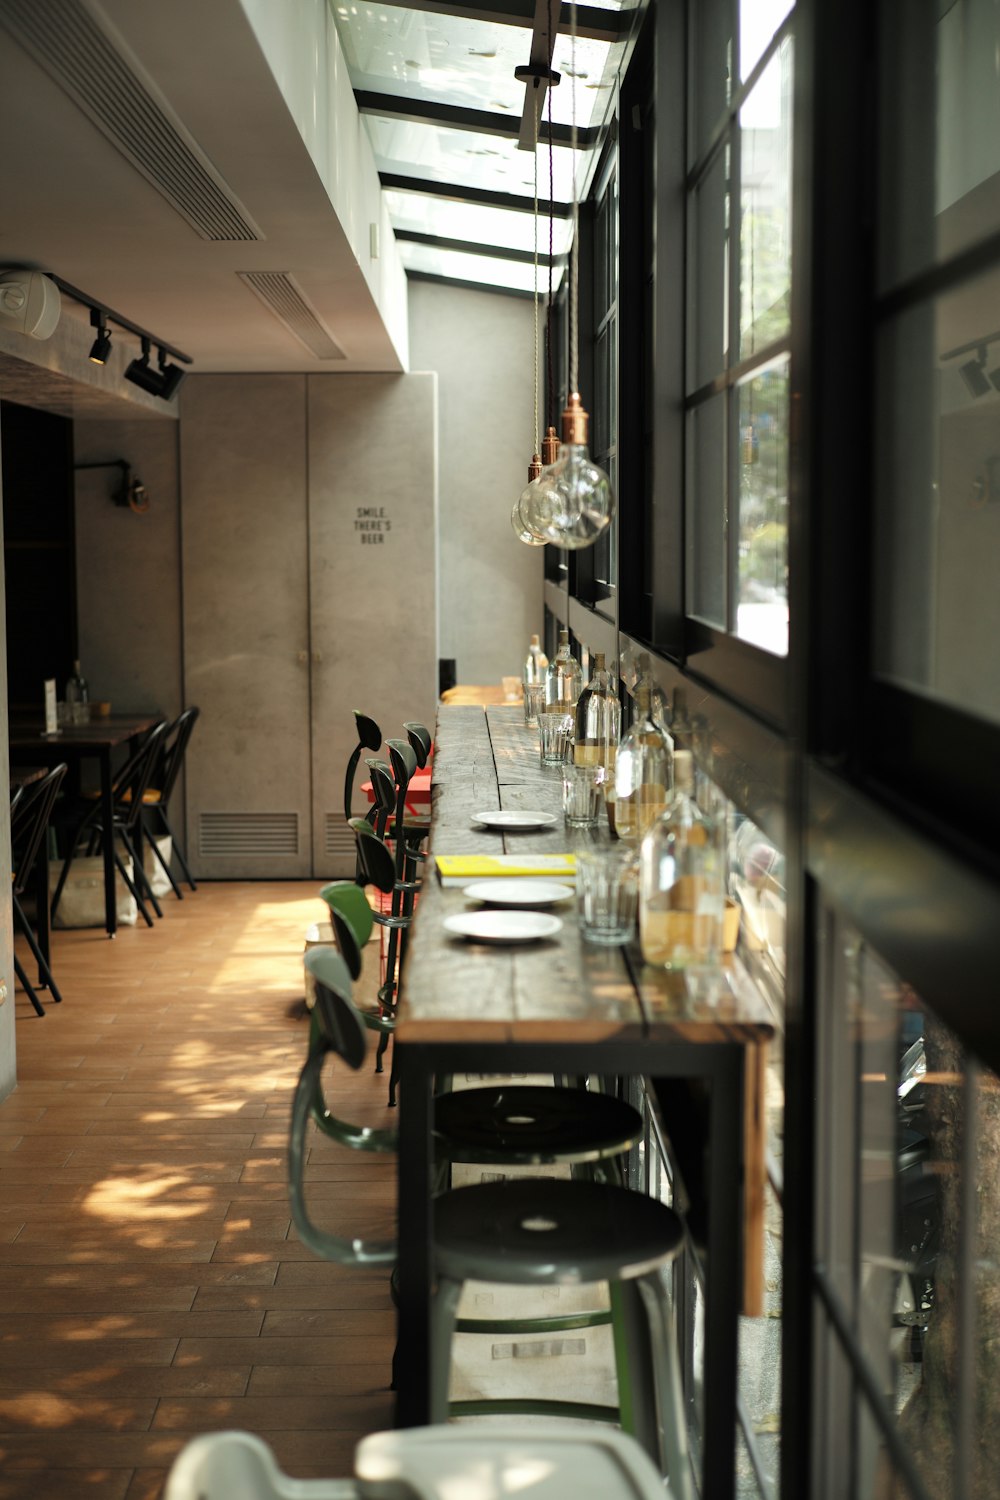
[289, 948, 692, 1497]
[319, 880, 397, 1092]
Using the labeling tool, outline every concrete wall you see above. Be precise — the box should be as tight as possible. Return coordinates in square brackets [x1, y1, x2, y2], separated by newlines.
[409, 281, 544, 686]
[0, 426, 14, 1100]
[77, 369, 437, 880]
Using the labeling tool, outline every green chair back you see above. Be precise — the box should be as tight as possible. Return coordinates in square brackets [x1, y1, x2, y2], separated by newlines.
[319, 881, 374, 947]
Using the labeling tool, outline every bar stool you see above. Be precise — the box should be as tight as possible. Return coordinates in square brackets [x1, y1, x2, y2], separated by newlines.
[164, 1422, 675, 1500]
[290, 950, 691, 1496]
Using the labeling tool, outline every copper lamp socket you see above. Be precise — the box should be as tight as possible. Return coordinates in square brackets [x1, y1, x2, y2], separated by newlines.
[560, 392, 589, 446]
[528, 453, 543, 481]
[541, 426, 560, 465]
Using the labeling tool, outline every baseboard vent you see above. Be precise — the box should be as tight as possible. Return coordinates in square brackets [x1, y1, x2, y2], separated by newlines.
[0, 0, 263, 241]
[199, 812, 299, 859]
[238, 273, 346, 360]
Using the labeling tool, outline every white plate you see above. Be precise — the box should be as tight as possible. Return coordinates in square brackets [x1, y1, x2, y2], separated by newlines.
[444, 910, 563, 944]
[471, 810, 558, 831]
[463, 879, 574, 908]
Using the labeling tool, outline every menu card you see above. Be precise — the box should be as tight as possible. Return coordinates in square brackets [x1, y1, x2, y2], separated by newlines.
[436, 853, 576, 887]
[43, 679, 58, 736]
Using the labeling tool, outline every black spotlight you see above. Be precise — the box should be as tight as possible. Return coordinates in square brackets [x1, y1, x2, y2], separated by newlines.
[88, 308, 112, 365]
[124, 336, 163, 395]
[156, 345, 186, 400]
[959, 349, 991, 399]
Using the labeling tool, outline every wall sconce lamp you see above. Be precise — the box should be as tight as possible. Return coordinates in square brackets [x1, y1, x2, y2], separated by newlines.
[959, 348, 991, 399]
[75, 458, 150, 514]
[88, 308, 112, 365]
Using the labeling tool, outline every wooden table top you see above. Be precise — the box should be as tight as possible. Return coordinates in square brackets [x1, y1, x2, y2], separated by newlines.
[8, 714, 161, 753]
[398, 704, 775, 1046]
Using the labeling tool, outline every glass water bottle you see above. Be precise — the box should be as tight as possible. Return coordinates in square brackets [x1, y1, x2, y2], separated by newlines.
[613, 682, 672, 844]
[639, 749, 726, 975]
[545, 629, 583, 710]
[522, 633, 549, 688]
[66, 659, 89, 725]
[573, 652, 621, 771]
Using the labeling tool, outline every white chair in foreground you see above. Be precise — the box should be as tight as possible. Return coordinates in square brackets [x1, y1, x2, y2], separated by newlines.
[163, 1422, 673, 1500]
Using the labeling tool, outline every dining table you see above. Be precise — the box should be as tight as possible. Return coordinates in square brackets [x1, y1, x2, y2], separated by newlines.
[392, 703, 775, 1500]
[9, 713, 162, 938]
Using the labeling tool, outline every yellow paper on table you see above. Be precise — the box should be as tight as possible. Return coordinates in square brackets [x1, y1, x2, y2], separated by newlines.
[435, 853, 577, 887]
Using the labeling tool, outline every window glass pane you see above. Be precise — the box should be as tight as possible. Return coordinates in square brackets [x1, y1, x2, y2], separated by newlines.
[687, 395, 727, 629]
[689, 146, 730, 392]
[814, 911, 1000, 1498]
[739, 0, 793, 81]
[738, 38, 793, 359]
[398, 241, 550, 293]
[365, 115, 582, 200]
[384, 191, 575, 258]
[736, 356, 789, 655]
[333, 6, 614, 131]
[690, 0, 733, 164]
[878, 0, 1000, 293]
[873, 269, 1000, 726]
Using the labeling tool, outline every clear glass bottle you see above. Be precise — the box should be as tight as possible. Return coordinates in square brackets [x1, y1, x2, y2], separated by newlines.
[613, 682, 672, 844]
[639, 749, 726, 976]
[522, 633, 549, 688]
[545, 629, 583, 710]
[573, 651, 621, 771]
[66, 659, 89, 724]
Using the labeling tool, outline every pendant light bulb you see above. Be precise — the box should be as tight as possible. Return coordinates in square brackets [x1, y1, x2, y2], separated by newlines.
[531, 393, 615, 549]
[512, 453, 548, 546]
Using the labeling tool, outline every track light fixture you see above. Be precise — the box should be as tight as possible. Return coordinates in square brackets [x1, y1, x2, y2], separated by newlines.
[123, 336, 185, 400]
[88, 308, 112, 365]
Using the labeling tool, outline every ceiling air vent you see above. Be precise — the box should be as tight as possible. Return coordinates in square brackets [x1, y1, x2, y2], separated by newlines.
[0, 0, 263, 242]
[199, 812, 299, 859]
[238, 273, 346, 360]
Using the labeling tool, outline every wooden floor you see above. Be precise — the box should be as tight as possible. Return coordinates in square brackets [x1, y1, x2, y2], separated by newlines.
[2, 880, 398, 1500]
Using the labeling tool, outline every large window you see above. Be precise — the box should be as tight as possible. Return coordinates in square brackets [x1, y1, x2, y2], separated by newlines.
[686, 0, 794, 664]
[813, 908, 998, 1500]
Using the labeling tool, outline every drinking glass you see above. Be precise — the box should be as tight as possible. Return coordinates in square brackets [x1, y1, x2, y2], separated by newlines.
[539, 710, 574, 767]
[523, 682, 546, 726]
[575, 847, 639, 944]
[562, 763, 602, 827]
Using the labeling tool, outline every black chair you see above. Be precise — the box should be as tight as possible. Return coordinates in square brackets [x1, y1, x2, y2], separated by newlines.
[402, 720, 432, 769]
[11, 764, 67, 1016]
[343, 710, 381, 823]
[141, 706, 200, 896]
[51, 721, 168, 931]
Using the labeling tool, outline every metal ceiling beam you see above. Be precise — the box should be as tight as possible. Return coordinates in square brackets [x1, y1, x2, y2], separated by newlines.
[356, 90, 595, 147]
[379, 172, 572, 216]
[394, 228, 566, 265]
[354, 0, 627, 44]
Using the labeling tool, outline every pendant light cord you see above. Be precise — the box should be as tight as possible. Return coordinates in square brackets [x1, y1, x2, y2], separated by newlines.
[546, 3, 556, 434]
[532, 96, 540, 455]
[569, 0, 579, 397]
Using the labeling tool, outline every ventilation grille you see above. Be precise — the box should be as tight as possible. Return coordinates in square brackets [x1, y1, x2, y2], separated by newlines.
[0, 0, 262, 242]
[238, 273, 346, 360]
[199, 812, 299, 859]
[325, 814, 356, 861]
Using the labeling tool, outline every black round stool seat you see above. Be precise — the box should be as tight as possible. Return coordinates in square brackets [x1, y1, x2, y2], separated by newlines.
[433, 1085, 642, 1165]
[433, 1178, 684, 1286]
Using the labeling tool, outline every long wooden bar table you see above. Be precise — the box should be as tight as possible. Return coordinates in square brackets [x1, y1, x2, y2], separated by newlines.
[393, 705, 773, 1500]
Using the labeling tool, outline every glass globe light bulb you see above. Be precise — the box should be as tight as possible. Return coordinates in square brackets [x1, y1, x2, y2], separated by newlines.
[534, 394, 615, 549]
[512, 454, 548, 546]
[512, 494, 546, 545]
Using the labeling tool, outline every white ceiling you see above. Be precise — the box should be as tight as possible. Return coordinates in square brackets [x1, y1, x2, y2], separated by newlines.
[0, 0, 403, 382]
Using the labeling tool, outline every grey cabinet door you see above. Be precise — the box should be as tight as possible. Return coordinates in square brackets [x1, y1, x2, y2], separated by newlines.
[181, 376, 312, 878]
[307, 373, 438, 878]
